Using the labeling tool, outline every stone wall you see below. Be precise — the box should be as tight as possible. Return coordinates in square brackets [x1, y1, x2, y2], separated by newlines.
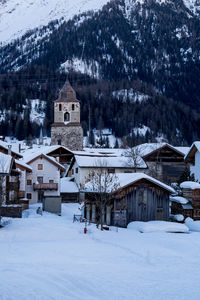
[51, 125, 83, 150]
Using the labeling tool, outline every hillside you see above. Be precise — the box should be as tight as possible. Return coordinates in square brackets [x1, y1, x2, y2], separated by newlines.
[1, 0, 200, 145]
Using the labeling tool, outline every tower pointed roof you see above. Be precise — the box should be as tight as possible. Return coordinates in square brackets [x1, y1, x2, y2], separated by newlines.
[55, 81, 79, 103]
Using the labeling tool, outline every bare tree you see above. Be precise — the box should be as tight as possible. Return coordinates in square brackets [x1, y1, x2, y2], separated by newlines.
[123, 146, 144, 172]
[83, 160, 119, 230]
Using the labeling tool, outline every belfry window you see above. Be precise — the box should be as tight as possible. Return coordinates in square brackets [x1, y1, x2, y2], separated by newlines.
[64, 112, 70, 122]
[59, 104, 62, 111]
[72, 104, 75, 111]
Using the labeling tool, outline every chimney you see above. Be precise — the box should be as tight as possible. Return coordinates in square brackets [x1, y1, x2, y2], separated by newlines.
[8, 145, 12, 156]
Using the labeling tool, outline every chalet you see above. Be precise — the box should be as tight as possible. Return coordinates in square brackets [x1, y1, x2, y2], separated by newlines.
[141, 143, 189, 184]
[0, 152, 23, 218]
[83, 173, 174, 228]
[0, 140, 22, 159]
[184, 141, 200, 181]
[67, 155, 147, 188]
[45, 145, 74, 168]
[21, 152, 65, 204]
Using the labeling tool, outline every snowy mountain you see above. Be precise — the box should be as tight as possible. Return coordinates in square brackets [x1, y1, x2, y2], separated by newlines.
[1, 0, 200, 46]
[1, 0, 200, 145]
[0, 0, 110, 45]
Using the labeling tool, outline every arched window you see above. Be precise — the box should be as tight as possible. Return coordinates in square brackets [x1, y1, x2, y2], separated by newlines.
[59, 104, 62, 111]
[64, 112, 70, 122]
[72, 104, 75, 111]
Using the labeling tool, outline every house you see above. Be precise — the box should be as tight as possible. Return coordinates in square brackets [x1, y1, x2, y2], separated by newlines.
[21, 152, 65, 204]
[83, 172, 174, 228]
[0, 152, 23, 218]
[141, 143, 189, 184]
[67, 154, 147, 188]
[184, 141, 200, 181]
[0, 140, 22, 159]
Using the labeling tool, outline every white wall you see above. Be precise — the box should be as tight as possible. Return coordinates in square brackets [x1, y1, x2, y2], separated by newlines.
[26, 157, 61, 204]
[190, 151, 200, 182]
[71, 163, 143, 188]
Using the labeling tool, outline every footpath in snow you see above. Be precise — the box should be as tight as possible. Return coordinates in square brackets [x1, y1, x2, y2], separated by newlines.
[0, 203, 200, 300]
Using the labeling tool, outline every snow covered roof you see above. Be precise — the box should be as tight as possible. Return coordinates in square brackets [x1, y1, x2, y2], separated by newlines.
[141, 143, 187, 159]
[182, 203, 193, 210]
[184, 141, 200, 161]
[180, 181, 200, 190]
[0, 140, 22, 158]
[0, 153, 13, 174]
[15, 159, 32, 172]
[170, 196, 189, 204]
[74, 155, 147, 169]
[61, 178, 79, 193]
[84, 172, 175, 194]
[22, 151, 65, 171]
[115, 173, 175, 193]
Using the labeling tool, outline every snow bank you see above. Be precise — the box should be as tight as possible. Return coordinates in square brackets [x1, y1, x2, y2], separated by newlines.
[170, 196, 189, 204]
[170, 214, 184, 222]
[185, 217, 200, 232]
[128, 221, 189, 233]
[180, 181, 200, 189]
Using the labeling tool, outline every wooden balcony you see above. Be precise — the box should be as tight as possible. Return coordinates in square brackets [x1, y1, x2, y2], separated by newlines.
[33, 183, 58, 191]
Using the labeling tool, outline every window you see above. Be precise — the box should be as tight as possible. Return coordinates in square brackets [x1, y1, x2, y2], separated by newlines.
[72, 104, 75, 111]
[57, 139, 61, 145]
[59, 104, 62, 111]
[71, 169, 74, 175]
[27, 179, 32, 185]
[108, 168, 115, 174]
[64, 112, 70, 122]
[38, 164, 43, 170]
[76, 168, 78, 174]
[49, 180, 54, 183]
[27, 193, 32, 200]
[37, 177, 43, 183]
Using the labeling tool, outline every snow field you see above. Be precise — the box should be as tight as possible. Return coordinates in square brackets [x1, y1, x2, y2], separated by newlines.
[0, 204, 200, 299]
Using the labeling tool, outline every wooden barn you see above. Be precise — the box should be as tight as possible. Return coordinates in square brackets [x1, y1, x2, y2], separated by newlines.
[142, 143, 188, 184]
[84, 173, 174, 228]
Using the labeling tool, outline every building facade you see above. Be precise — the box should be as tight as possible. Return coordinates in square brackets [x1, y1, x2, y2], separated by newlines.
[51, 81, 83, 151]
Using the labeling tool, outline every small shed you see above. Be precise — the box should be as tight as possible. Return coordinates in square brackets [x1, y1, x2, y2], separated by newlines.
[83, 173, 174, 228]
[170, 196, 193, 220]
[43, 196, 61, 215]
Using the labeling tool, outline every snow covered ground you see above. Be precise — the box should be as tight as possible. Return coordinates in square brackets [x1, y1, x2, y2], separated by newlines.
[1, 203, 200, 300]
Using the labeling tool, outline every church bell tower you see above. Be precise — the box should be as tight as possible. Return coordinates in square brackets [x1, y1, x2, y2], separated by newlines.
[51, 81, 83, 150]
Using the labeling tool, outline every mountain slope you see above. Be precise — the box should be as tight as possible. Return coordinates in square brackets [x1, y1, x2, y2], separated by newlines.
[1, 0, 200, 145]
[0, 0, 110, 45]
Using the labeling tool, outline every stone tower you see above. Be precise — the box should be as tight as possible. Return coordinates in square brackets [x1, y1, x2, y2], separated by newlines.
[51, 81, 83, 150]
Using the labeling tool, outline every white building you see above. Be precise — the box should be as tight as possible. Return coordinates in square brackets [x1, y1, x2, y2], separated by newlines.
[21, 152, 65, 204]
[185, 142, 200, 182]
[67, 155, 147, 188]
